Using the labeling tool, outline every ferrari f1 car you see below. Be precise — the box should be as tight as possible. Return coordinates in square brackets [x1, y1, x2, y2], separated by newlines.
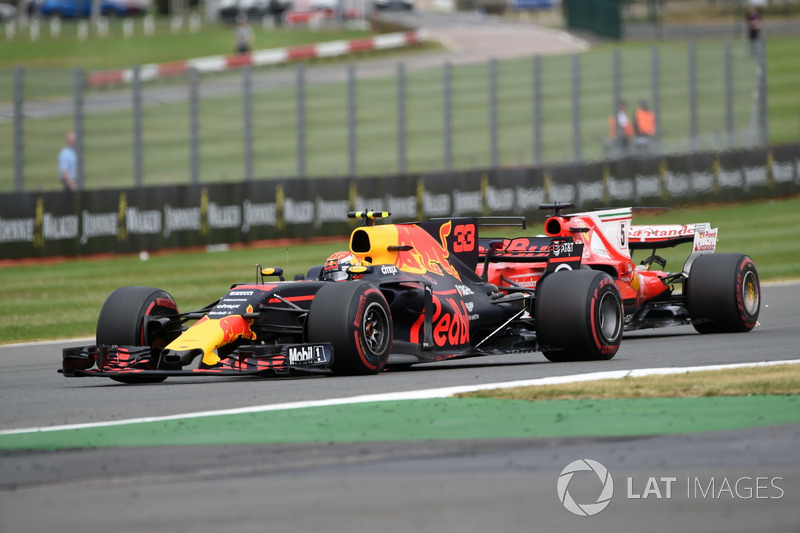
[478, 204, 760, 336]
[62, 211, 625, 383]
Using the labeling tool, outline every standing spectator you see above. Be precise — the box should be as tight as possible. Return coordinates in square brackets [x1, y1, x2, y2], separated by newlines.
[608, 100, 633, 154]
[745, 5, 762, 55]
[634, 100, 656, 152]
[58, 131, 78, 192]
[233, 16, 253, 55]
[269, 0, 286, 27]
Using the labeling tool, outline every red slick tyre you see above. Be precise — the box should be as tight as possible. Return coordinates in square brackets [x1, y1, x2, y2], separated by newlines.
[535, 270, 624, 362]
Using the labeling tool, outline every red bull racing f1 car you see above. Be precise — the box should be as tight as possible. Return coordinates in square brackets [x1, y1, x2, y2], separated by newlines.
[62, 210, 625, 383]
[478, 204, 760, 335]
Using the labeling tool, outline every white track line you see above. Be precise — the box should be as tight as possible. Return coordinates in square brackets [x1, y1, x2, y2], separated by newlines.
[2, 359, 799, 436]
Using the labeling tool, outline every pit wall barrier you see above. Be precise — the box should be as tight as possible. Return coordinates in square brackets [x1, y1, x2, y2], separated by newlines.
[2, 144, 798, 261]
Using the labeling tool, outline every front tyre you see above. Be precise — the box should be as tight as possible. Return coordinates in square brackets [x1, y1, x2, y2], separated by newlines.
[535, 270, 623, 362]
[307, 281, 392, 375]
[96, 286, 179, 383]
[686, 254, 760, 334]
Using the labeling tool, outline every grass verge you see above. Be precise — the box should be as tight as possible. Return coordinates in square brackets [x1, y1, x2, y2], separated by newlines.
[457, 364, 800, 402]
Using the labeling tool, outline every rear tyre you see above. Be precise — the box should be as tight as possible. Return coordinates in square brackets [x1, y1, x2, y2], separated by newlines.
[96, 286, 179, 383]
[307, 281, 392, 375]
[535, 270, 623, 362]
[686, 254, 760, 334]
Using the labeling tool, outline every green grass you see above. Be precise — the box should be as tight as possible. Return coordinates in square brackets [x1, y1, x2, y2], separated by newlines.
[1, 195, 798, 344]
[0, 19, 373, 69]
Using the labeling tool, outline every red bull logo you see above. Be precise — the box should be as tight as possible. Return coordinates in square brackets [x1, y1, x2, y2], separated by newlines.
[409, 293, 470, 347]
[168, 305, 257, 357]
[217, 312, 257, 344]
[394, 222, 461, 280]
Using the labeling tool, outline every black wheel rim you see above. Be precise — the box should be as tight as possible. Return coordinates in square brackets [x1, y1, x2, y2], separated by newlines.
[598, 291, 622, 342]
[362, 301, 390, 356]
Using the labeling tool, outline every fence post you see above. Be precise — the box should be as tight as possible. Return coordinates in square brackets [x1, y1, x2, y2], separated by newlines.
[132, 65, 143, 187]
[13, 66, 23, 193]
[73, 67, 84, 190]
[296, 63, 306, 178]
[572, 53, 581, 161]
[689, 42, 697, 151]
[242, 65, 253, 181]
[489, 58, 498, 169]
[652, 45, 660, 147]
[397, 62, 406, 174]
[612, 48, 621, 124]
[443, 61, 452, 170]
[189, 67, 199, 184]
[724, 41, 734, 148]
[533, 56, 541, 165]
[758, 39, 769, 145]
[347, 63, 357, 177]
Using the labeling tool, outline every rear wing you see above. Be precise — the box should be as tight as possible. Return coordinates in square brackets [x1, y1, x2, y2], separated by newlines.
[628, 223, 715, 250]
[478, 236, 584, 275]
[629, 223, 718, 272]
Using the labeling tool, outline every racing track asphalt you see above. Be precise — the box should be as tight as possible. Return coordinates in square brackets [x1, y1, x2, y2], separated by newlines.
[0, 281, 798, 532]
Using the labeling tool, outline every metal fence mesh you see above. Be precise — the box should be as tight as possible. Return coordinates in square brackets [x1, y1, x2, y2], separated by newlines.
[0, 39, 764, 193]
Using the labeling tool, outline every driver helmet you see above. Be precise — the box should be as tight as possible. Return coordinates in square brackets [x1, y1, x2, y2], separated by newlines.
[322, 251, 361, 281]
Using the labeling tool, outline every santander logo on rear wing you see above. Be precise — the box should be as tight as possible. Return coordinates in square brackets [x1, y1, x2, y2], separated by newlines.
[628, 223, 716, 250]
[628, 222, 718, 271]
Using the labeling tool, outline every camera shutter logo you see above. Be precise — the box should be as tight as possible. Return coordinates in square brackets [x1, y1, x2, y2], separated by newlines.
[557, 459, 614, 516]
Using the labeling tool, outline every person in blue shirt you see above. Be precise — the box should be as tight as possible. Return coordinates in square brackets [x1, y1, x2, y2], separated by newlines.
[58, 131, 78, 191]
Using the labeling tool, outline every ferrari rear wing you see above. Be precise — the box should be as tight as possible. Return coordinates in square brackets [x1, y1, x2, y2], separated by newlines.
[628, 223, 711, 250]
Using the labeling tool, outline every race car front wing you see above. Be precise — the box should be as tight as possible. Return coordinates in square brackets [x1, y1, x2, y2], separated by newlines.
[61, 342, 333, 379]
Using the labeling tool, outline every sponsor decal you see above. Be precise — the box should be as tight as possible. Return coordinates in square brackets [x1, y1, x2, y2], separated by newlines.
[486, 185, 515, 211]
[216, 310, 257, 343]
[380, 265, 398, 275]
[288, 344, 327, 365]
[283, 198, 314, 224]
[386, 194, 416, 218]
[629, 224, 696, 241]
[315, 197, 349, 228]
[452, 189, 482, 216]
[422, 192, 451, 217]
[163, 205, 201, 238]
[126, 206, 162, 235]
[0, 215, 34, 243]
[155, 297, 177, 310]
[693, 226, 718, 252]
[241, 200, 276, 233]
[455, 284, 474, 297]
[394, 222, 461, 280]
[410, 293, 470, 347]
[515, 186, 545, 210]
[207, 202, 242, 229]
[551, 241, 574, 256]
[80, 210, 115, 244]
